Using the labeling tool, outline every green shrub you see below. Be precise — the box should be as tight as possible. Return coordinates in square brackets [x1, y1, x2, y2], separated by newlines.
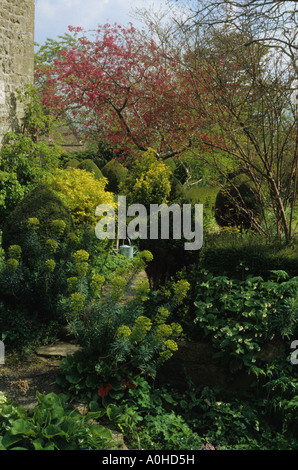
[119, 149, 172, 207]
[0, 132, 61, 224]
[101, 159, 128, 193]
[0, 303, 60, 351]
[64, 158, 80, 168]
[2, 184, 75, 251]
[56, 283, 183, 403]
[77, 159, 104, 180]
[42, 168, 114, 227]
[170, 266, 298, 369]
[169, 176, 185, 202]
[200, 233, 298, 280]
[214, 174, 261, 230]
[0, 218, 75, 328]
[183, 184, 218, 231]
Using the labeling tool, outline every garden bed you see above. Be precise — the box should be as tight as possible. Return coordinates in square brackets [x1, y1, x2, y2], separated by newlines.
[0, 352, 63, 410]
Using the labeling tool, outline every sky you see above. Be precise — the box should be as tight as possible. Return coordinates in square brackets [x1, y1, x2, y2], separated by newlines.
[34, 0, 167, 45]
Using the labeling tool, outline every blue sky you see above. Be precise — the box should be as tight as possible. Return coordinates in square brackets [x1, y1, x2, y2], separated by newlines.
[34, 0, 166, 45]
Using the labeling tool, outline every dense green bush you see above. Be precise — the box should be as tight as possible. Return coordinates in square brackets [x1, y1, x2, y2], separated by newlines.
[191, 269, 298, 372]
[199, 231, 298, 279]
[64, 158, 80, 168]
[140, 235, 196, 289]
[0, 217, 76, 331]
[182, 184, 218, 232]
[77, 159, 104, 180]
[101, 159, 128, 193]
[57, 290, 183, 403]
[0, 132, 61, 225]
[215, 174, 261, 230]
[1, 184, 75, 251]
[0, 303, 60, 350]
[168, 176, 185, 202]
[119, 149, 172, 207]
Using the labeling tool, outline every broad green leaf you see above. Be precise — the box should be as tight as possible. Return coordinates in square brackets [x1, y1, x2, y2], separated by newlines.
[10, 419, 36, 437]
[43, 424, 67, 439]
[1, 432, 23, 449]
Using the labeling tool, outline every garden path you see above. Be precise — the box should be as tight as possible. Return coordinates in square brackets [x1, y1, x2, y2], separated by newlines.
[0, 270, 148, 412]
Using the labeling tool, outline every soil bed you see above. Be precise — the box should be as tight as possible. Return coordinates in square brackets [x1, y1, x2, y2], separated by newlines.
[0, 352, 63, 410]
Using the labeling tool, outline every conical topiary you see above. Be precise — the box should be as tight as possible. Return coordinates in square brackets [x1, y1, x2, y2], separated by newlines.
[101, 159, 128, 193]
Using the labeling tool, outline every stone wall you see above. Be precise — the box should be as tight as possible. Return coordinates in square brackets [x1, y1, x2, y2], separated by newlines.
[0, 0, 35, 144]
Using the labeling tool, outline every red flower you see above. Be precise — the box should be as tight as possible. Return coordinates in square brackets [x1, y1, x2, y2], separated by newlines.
[120, 378, 137, 391]
[97, 383, 112, 398]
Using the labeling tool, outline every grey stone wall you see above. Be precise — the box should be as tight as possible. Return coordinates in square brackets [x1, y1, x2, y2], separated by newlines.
[0, 0, 35, 144]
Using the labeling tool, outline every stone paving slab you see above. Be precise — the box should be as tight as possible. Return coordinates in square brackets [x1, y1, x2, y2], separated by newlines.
[36, 341, 81, 357]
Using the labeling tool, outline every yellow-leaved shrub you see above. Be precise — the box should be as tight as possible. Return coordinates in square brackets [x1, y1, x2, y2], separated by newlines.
[119, 149, 172, 207]
[42, 168, 115, 227]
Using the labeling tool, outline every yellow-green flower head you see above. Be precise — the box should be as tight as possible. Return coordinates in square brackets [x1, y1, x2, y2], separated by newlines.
[27, 217, 40, 230]
[74, 249, 90, 263]
[110, 275, 127, 301]
[170, 322, 183, 339]
[51, 219, 66, 236]
[155, 307, 170, 325]
[154, 323, 172, 342]
[173, 279, 190, 304]
[74, 250, 90, 277]
[115, 325, 132, 341]
[135, 279, 150, 302]
[158, 339, 178, 363]
[8, 245, 22, 260]
[67, 276, 78, 293]
[44, 259, 56, 273]
[70, 292, 85, 315]
[90, 273, 105, 294]
[130, 316, 152, 343]
[6, 258, 19, 273]
[140, 250, 154, 263]
[45, 239, 58, 254]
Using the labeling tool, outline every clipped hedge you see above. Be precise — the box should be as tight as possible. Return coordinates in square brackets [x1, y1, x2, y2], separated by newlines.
[215, 174, 261, 230]
[199, 234, 298, 280]
[77, 159, 104, 180]
[64, 158, 80, 169]
[101, 159, 127, 193]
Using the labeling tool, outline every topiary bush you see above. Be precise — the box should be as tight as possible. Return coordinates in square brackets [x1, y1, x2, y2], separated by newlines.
[0, 132, 62, 225]
[199, 232, 298, 280]
[64, 158, 80, 169]
[2, 184, 75, 251]
[215, 174, 261, 230]
[77, 159, 104, 180]
[0, 213, 78, 329]
[101, 159, 128, 193]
